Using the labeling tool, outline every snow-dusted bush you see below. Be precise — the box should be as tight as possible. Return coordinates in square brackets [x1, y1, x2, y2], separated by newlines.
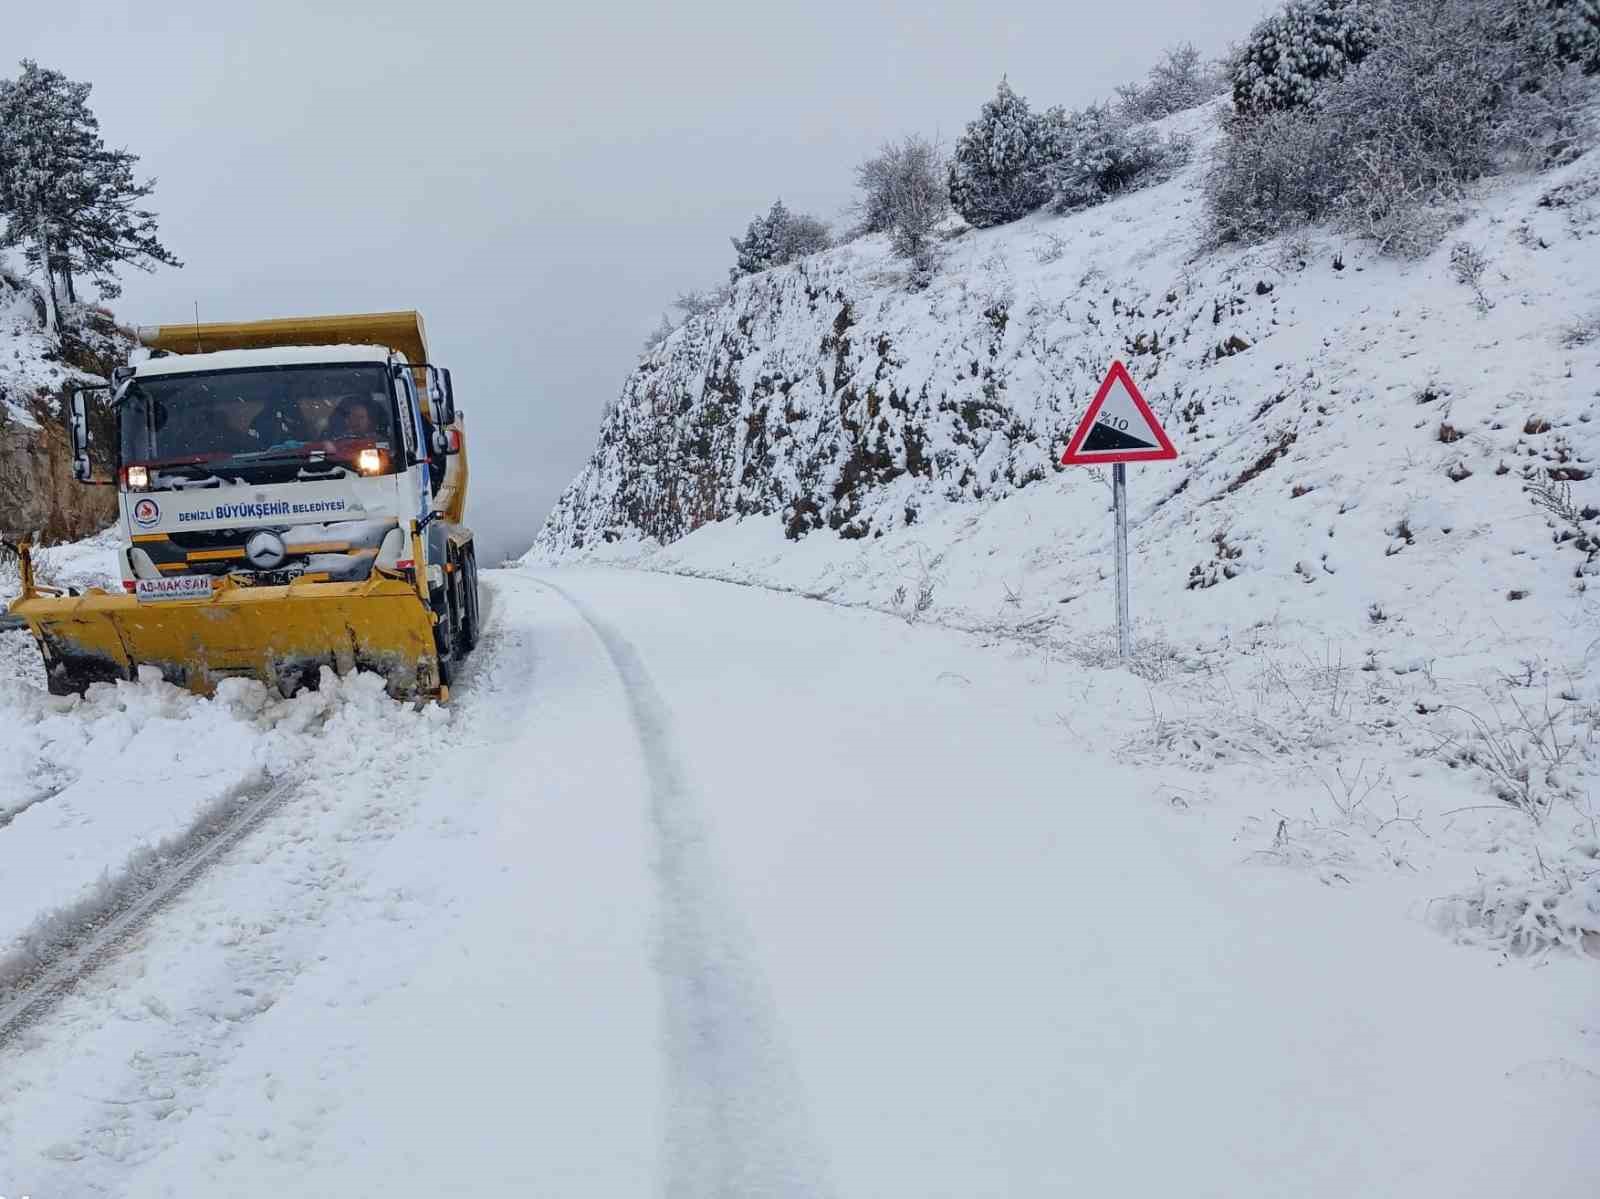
[1040, 103, 1189, 212]
[729, 199, 831, 279]
[1229, 0, 1380, 116]
[854, 134, 951, 283]
[1539, 0, 1600, 72]
[1115, 42, 1227, 121]
[672, 283, 734, 320]
[1434, 853, 1600, 956]
[1209, 0, 1592, 251]
[947, 79, 1054, 228]
[641, 312, 677, 353]
[1203, 109, 1338, 243]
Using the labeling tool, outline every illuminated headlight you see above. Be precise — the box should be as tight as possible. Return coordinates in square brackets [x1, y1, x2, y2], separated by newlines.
[357, 448, 383, 475]
[125, 465, 150, 490]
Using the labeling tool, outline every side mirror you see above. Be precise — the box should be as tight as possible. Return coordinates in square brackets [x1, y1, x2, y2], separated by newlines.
[70, 389, 95, 482]
[438, 368, 456, 426]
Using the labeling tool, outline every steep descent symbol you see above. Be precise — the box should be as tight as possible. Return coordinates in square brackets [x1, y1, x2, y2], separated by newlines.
[1059, 361, 1178, 465]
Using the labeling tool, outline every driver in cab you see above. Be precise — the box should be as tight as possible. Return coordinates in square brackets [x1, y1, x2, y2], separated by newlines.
[252, 394, 335, 447]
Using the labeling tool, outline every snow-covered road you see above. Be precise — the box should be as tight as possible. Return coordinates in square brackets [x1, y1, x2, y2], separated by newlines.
[1, 568, 1595, 1196]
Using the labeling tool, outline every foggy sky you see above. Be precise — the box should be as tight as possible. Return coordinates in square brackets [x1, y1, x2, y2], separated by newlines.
[19, 0, 1266, 563]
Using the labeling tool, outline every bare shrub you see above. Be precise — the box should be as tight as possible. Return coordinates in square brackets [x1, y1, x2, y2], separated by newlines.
[641, 312, 677, 353]
[1450, 241, 1493, 311]
[1032, 231, 1068, 264]
[1317, 759, 1384, 819]
[1116, 42, 1227, 122]
[856, 134, 951, 285]
[1558, 310, 1600, 346]
[1430, 687, 1581, 821]
[671, 283, 734, 320]
[1204, 108, 1340, 244]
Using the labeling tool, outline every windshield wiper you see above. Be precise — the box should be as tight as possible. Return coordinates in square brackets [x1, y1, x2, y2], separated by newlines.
[219, 450, 325, 468]
[153, 461, 226, 479]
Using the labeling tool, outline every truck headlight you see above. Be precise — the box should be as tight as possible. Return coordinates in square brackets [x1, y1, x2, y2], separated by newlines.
[357, 448, 383, 475]
[125, 465, 150, 490]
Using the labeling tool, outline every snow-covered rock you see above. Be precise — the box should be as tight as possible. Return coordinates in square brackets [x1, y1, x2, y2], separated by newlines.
[0, 270, 128, 543]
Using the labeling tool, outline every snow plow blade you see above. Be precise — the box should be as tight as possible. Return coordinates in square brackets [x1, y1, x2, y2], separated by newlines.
[10, 574, 443, 701]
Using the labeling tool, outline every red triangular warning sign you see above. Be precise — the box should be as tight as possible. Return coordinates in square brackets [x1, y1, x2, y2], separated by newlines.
[1060, 361, 1178, 466]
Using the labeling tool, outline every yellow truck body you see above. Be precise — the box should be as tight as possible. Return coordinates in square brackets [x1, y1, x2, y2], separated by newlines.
[10, 311, 475, 702]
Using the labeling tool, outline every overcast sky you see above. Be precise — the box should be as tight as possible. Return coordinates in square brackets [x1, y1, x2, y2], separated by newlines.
[19, 0, 1266, 563]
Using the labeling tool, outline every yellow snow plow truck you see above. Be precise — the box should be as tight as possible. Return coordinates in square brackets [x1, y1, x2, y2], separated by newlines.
[9, 310, 479, 701]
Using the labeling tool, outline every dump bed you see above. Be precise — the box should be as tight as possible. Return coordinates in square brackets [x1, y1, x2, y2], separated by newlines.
[138, 311, 430, 374]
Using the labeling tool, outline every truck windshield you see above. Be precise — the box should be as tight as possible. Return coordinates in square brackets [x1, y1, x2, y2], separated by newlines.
[120, 364, 398, 470]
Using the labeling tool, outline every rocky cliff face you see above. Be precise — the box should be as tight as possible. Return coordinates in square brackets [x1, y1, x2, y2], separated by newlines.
[534, 107, 1271, 557]
[0, 273, 126, 544]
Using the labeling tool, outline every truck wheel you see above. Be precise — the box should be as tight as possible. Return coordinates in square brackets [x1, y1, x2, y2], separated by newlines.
[460, 547, 481, 653]
[433, 572, 458, 690]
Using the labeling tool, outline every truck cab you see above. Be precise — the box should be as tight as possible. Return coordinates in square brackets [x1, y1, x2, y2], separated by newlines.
[114, 344, 441, 591]
[13, 311, 479, 701]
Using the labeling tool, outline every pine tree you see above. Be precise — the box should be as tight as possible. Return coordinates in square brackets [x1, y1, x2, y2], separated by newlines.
[1230, 0, 1380, 116]
[730, 199, 784, 277]
[0, 60, 180, 334]
[729, 199, 829, 280]
[1041, 104, 1173, 212]
[947, 79, 1053, 228]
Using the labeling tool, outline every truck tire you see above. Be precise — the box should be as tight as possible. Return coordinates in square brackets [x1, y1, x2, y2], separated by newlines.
[433, 569, 458, 690]
[460, 547, 481, 653]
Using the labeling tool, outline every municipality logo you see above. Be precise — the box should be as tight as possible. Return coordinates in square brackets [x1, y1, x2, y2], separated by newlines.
[132, 497, 161, 528]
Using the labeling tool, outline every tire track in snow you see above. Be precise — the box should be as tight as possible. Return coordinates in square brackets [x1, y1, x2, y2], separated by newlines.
[1, 577, 537, 1193]
[0, 774, 298, 1046]
[536, 578, 834, 1199]
[0, 782, 69, 830]
[0, 580, 519, 1051]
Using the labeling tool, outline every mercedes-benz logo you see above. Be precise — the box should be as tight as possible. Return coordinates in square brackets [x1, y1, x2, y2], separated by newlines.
[245, 530, 287, 569]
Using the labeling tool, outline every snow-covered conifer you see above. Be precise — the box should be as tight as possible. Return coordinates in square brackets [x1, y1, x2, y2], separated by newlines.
[729, 199, 830, 279]
[1040, 104, 1180, 212]
[1229, 0, 1380, 115]
[947, 79, 1053, 228]
[0, 60, 180, 334]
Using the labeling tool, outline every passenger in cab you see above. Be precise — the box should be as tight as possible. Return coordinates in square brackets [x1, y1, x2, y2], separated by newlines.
[252, 394, 336, 446]
[331, 395, 382, 439]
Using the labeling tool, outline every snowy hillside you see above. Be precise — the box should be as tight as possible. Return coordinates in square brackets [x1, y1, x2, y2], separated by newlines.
[0, 270, 126, 542]
[536, 101, 1600, 956]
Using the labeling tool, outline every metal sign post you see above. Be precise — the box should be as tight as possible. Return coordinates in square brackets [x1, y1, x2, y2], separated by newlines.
[1112, 462, 1131, 659]
[1058, 362, 1178, 663]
